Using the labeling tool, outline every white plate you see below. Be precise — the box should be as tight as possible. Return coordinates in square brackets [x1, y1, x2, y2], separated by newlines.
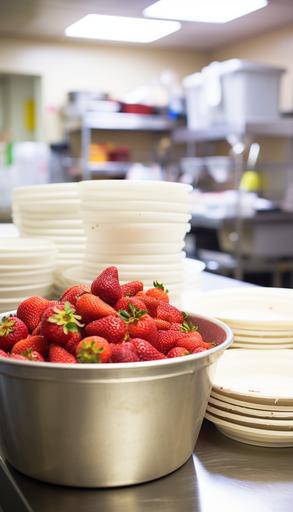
[234, 334, 293, 343]
[83, 261, 183, 273]
[19, 227, 85, 236]
[79, 180, 192, 196]
[18, 219, 83, 228]
[14, 201, 80, 213]
[82, 211, 191, 224]
[208, 396, 293, 419]
[205, 412, 293, 447]
[0, 262, 56, 272]
[80, 199, 190, 213]
[206, 404, 293, 430]
[210, 390, 293, 412]
[13, 183, 78, 194]
[0, 238, 56, 252]
[232, 327, 293, 337]
[212, 349, 293, 404]
[0, 282, 53, 299]
[0, 269, 54, 286]
[85, 242, 185, 255]
[85, 223, 190, 243]
[184, 288, 293, 330]
[231, 342, 293, 349]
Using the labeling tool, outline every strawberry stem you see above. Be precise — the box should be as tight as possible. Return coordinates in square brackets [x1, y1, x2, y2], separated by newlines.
[118, 303, 147, 324]
[153, 281, 169, 293]
[77, 340, 104, 363]
[0, 317, 16, 337]
[47, 301, 84, 334]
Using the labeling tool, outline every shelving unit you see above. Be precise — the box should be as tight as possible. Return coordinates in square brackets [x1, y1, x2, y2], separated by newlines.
[173, 118, 293, 281]
[65, 112, 177, 179]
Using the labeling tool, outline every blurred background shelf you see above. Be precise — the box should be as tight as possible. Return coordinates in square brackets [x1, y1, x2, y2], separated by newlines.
[65, 112, 177, 132]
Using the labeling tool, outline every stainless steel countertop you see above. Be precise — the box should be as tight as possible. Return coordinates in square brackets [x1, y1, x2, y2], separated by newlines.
[1, 272, 290, 512]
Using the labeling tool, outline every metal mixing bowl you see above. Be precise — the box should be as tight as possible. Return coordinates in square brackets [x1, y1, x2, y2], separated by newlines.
[0, 312, 233, 487]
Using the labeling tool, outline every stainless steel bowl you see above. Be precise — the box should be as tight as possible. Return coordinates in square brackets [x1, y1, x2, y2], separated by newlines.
[0, 312, 233, 487]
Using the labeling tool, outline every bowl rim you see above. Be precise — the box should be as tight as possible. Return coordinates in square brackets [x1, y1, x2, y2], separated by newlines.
[0, 310, 233, 371]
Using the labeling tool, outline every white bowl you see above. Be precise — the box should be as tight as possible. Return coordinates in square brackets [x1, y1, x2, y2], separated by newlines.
[0, 282, 53, 299]
[85, 223, 190, 243]
[84, 252, 185, 265]
[85, 242, 185, 255]
[0, 237, 56, 252]
[82, 211, 191, 224]
[13, 183, 78, 195]
[0, 269, 54, 286]
[19, 227, 85, 236]
[83, 261, 183, 273]
[80, 199, 190, 213]
[79, 179, 192, 197]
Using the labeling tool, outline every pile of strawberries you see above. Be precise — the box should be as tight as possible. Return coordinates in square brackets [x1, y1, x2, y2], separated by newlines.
[0, 266, 213, 364]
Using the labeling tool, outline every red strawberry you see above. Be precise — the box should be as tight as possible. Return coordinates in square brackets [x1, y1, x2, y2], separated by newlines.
[10, 354, 27, 361]
[192, 346, 209, 354]
[131, 338, 166, 361]
[156, 330, 185, 354]
[62, 331, 82, 355]
[0, 316, 28, 352]
[31, 322, 41, 335]
[114, 296, 146, 312]
[118, 303, 158, 344]
[170, 318, 198, 333]
[154, 318, 171, 330]
[0, 349, 9, 358]
[61, 284, 90, 305]
[135, 292, 160, 317]
[84, 315, 127, 344]
[49, 344, 77, 364]
[156, 302, 184, 324]
[76, 293, 116, 324]
[121, 281, 143, 297]
[176, 335, 204, 352]
[91, 266, 122, 306]
[110, 342, 140, 363]
[167, 346, 189, 358]
[40, 301, 84, 346]
[76, 336, 111, 363]
[16, 296, 51, 333]
[146, 281, 169, 303]
[11, 335, 48, 357]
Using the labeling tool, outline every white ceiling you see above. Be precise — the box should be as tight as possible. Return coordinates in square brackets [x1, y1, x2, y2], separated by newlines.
[0, 0, 293, 50]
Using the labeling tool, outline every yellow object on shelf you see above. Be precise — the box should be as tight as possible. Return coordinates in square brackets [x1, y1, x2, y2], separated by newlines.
[240, 170, 262, 193]
[24, 98, 35, 132]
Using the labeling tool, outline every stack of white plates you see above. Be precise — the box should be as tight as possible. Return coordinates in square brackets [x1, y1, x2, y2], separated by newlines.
[66, 180, 194, 300]
[0, 238, 56, 312]
[182, 287, 293, 349]
[206, 349, 293, 447]
[12, 183, 86, 268]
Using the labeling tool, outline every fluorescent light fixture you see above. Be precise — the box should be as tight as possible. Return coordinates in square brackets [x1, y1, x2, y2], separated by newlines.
[65, 14, 181, 43]
[144, 0, 268, 24]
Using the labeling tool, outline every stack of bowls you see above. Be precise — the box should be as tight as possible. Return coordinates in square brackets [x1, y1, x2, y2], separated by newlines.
[62, 180, 192, 301]
[12, 183, 86, 270]
[0, 238, 56, 312]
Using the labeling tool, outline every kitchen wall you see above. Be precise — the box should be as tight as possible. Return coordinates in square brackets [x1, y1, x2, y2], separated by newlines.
[0, 37, 207, 142]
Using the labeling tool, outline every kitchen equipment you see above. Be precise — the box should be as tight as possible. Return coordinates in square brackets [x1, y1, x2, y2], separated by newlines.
[0, 312, 233, 487]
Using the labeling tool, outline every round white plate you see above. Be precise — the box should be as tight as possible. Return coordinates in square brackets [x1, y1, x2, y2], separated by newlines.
[210, 390, 293, 412]
[206, 404, 293, 430]
[183, 288, 293, 330]
[208, 396, 293, 419]
[19, 227, 85, 236]
[234, 334, 293, 343]
[212, 349, 293, 404]
[231, 342, 293, 349]
[232, 327, 293, 337]
[205, 412, 293, 447]
[13, 183, 78, 194]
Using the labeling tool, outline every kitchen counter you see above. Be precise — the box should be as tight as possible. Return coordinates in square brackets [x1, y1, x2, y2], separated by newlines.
[1, 272, 292, 512]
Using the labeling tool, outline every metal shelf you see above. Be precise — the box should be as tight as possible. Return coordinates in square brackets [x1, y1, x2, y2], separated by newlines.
[66, 112, 176, 132]
[172, 118, 293, 143]
[85, 161, 132, 176]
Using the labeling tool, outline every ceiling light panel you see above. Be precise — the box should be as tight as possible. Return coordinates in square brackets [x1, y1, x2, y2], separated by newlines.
[65, 14, 181, 43]
[143, 0, 268, 24]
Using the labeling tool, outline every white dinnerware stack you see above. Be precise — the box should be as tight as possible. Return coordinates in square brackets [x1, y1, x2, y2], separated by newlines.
[0, 238, 56, 313]
[182, 287, 293, 349]
[12, 183, 86, 270]
[205, 349, 293, 447]
[61, 180, 193, 301]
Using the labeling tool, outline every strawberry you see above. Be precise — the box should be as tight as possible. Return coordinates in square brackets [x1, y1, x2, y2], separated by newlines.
[0, 349, 9, 358]
[17, 296, 51, 333]
[192, 346, 209, 354]
[11, 335, 48, 357]
[91, 266, 122, 306]
[170, 318, 198, 333]
[176, 335, 205, 353]
[156, 302, 184, 324]
[121, 281, 143, 297]
[62, 331, 82, 355]
[135, 292, 160, 317]
[13, 349, 45, 362]
[154, 318, 171, 330]
[131, 338, 166, 361]
[76, 293, 116, 324]
[167, 346, 189, 358]
[61, 284, 90, 306]
[76, 336, 111, 363]
[84, 315, 127, 344]
[40, 301, 84, 345]
[156, 329, 185, 354]
[110, 342, 140, 363]
[48, 344, 77, 364]
[146, 281, 169, 303]
[0, 316, 28, 352]
[118, 303, 158, 344]
[114, 296, 146, 312]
